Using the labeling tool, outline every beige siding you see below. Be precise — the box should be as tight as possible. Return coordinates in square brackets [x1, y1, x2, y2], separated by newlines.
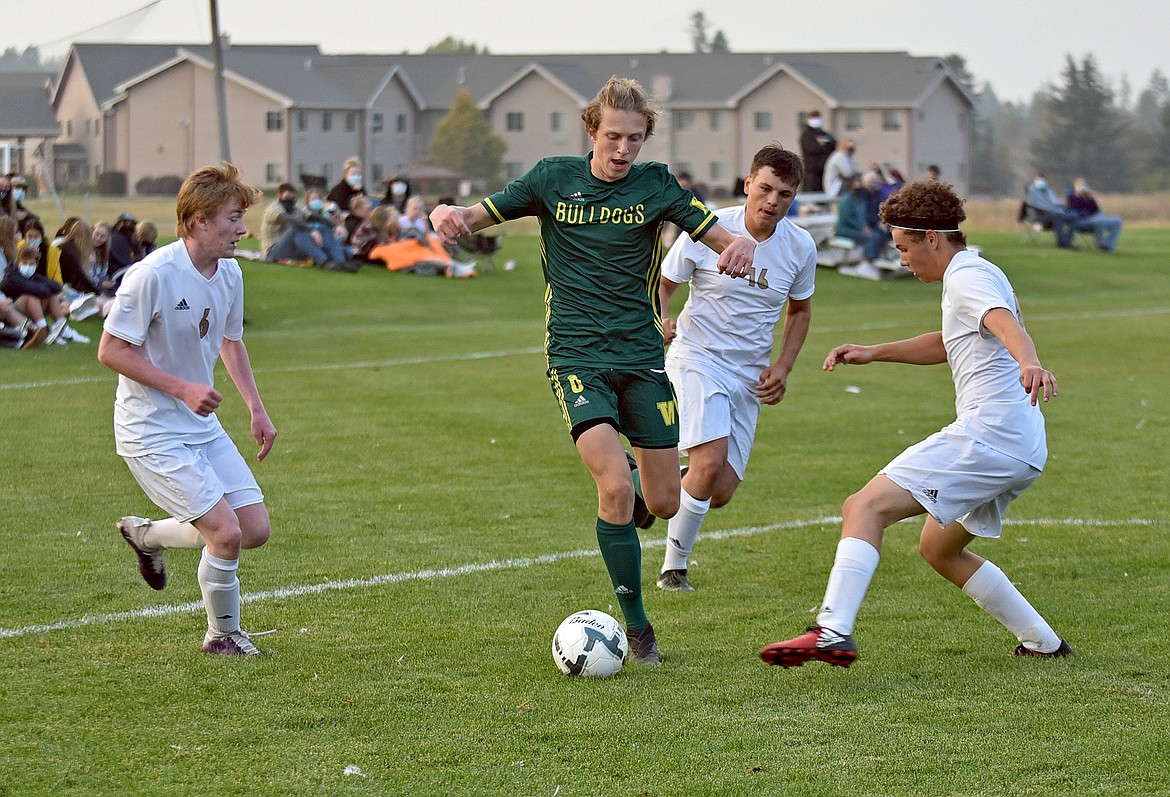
[53, 57, 101, 181]
[113, 62, 288, 193]
[488, 73, 587, 177]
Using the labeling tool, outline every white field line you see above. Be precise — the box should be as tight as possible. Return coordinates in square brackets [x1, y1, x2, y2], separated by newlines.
[3, 305, 1168, 393]
[0, 516, 1156, 641]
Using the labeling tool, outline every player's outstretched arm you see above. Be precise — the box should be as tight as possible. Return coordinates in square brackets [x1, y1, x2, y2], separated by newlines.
[429, 203, 493, 245]
[220, 338, 277, 461]
[982, 308, 1059, 405]
[697, 223, 754, 278]
[824, 331, 946, 370]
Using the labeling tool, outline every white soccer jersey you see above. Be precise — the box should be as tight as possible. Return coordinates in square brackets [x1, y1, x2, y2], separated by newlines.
[663, 205, 816, 384]
[104, 240, 245, 457]
[941, 250, 1047, 469]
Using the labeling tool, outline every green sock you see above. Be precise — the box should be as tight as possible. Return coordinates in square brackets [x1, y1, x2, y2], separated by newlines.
[596, 517, 649, 630]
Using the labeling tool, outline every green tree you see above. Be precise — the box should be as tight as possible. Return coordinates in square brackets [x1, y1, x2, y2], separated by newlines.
[1151, 100, 1170, 179]
[425, 37, 485, 54]
[429, 88, 506, 186]
[688, 11, 728, 53]
[1030, 54, 1131, 191]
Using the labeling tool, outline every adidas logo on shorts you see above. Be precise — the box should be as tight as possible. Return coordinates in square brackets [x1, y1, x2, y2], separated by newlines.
[573, 395, 589, 407]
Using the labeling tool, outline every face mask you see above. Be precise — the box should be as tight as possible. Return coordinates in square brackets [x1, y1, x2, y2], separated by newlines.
[279, 197, 296, 212]
[12, 189, 25, 202]
[846, 147, 856, 157]
[1034, 179, 1047, 190]
[25, 237, 41, 251]
[18, 264, 36, 278]
[808, 117, 822, 129]
[346, 174, 362, 188]
[308, 198, 324, 211]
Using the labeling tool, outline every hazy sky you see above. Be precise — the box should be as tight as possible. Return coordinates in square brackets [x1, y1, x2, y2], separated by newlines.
[10, 0, 1167, 105]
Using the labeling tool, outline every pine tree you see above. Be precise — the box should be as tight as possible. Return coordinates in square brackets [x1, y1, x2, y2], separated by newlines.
[1030, 54, 1131, 191]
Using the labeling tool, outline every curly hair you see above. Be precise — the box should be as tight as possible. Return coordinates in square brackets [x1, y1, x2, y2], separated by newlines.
[880, 179, 967, 245]
[581, 76, 658, 139]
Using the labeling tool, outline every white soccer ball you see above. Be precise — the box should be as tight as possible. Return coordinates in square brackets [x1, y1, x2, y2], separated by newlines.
[551, 610, 628, 677]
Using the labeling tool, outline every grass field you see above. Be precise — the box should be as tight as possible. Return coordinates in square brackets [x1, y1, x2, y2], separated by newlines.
[2, 227, 1168, 796]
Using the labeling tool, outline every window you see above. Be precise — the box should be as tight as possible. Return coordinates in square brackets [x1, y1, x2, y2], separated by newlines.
[371, 113, 384, 133]
[505, 161, 525, 180]
[675, 162, 693, 178]
[506, 112, 524, 132]
[321, 112, 332, 132]
[265, 111, 283, 132]
[66, 120, 72, 136]
[346, 112, 357, 133]
[371, 163, 383, 184]
[266, 163, 282, 183]
[709, 162, 729, 182]
[85, 119, 91, 136]
[709, 110, 727, 132]
[396, 113, 407, 133]
[673, 110, 694, 131]
[882, 110, 901, 131]
[845, 110, 863, 131]
[796, 110, 810, 128]
[322, 164, 333, 182]
[550, 111, 565, 132]
[297, 112, 307, 132]
[753, 111, 772, 132]
[95, 118, 102, 137]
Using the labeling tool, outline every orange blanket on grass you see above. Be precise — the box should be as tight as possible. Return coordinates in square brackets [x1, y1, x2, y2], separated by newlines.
[368, 237, 450, 272]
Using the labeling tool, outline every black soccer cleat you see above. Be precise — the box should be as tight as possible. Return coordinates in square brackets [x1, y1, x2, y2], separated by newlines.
[1013, 639, 1074, 658]
[626, 623, 662, 666]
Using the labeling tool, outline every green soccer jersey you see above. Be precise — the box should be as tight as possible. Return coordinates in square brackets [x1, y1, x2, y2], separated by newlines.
[482, 154, 717, 369]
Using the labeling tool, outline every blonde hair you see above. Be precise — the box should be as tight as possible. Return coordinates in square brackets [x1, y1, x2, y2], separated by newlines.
[581, 76, 658, 139]
[175, 163, 260, 238]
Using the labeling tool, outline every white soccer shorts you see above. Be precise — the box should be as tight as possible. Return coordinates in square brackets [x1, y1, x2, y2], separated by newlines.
[122, 433, 264, 524]
[667, 359, 761, 480]
[881, 426, 1040, 538]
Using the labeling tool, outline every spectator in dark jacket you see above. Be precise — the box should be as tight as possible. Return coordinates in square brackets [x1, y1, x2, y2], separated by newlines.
[109, 213, 143, 272]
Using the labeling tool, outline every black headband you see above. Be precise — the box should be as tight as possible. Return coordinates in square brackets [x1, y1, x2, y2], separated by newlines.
[886, 216, 961, 232]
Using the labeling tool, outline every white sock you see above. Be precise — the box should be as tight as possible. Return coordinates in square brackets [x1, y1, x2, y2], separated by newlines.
[661, 487, 711, 572]
[142, 518, 205, 550]
[198, 550, 241, 637]
[962, 561, 1061, 653]
[816, 537, 880, 635]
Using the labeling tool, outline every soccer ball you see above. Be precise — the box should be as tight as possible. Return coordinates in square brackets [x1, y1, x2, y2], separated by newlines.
[551, 610, 628, 677]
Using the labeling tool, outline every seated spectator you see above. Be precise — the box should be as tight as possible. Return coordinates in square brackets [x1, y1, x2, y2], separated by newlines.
[260, 182, 347, 269]
[1066, 177, 1122, 252]
[1, 173, 38, 230]
[348, 198, 393, 262]
[922, 164, 941, 180]
[345, 195, 372, 245]
[1023, 173, 1078, 249]
[397, 196, 434, 239]
[18, 218, 48, 275]
[382, 175, 412, 212]
[327, 157, 367, 214]
[135, 220, 159, 256]
[823, 138, 856, 196]
[44, 218, 99, 336]
[0, 289, 45, 348]
[834, 175, 889, 281]
[109, 213, 143, 272]
[880, 168, 905, 202]
[0, 238, 72, 346]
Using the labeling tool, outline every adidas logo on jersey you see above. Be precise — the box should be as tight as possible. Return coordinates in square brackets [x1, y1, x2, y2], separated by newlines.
[567, 191, 585, 202]
[175, 299, 190, 311]
[923, 488, 939, 503]
[573, 395, 589, 407]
